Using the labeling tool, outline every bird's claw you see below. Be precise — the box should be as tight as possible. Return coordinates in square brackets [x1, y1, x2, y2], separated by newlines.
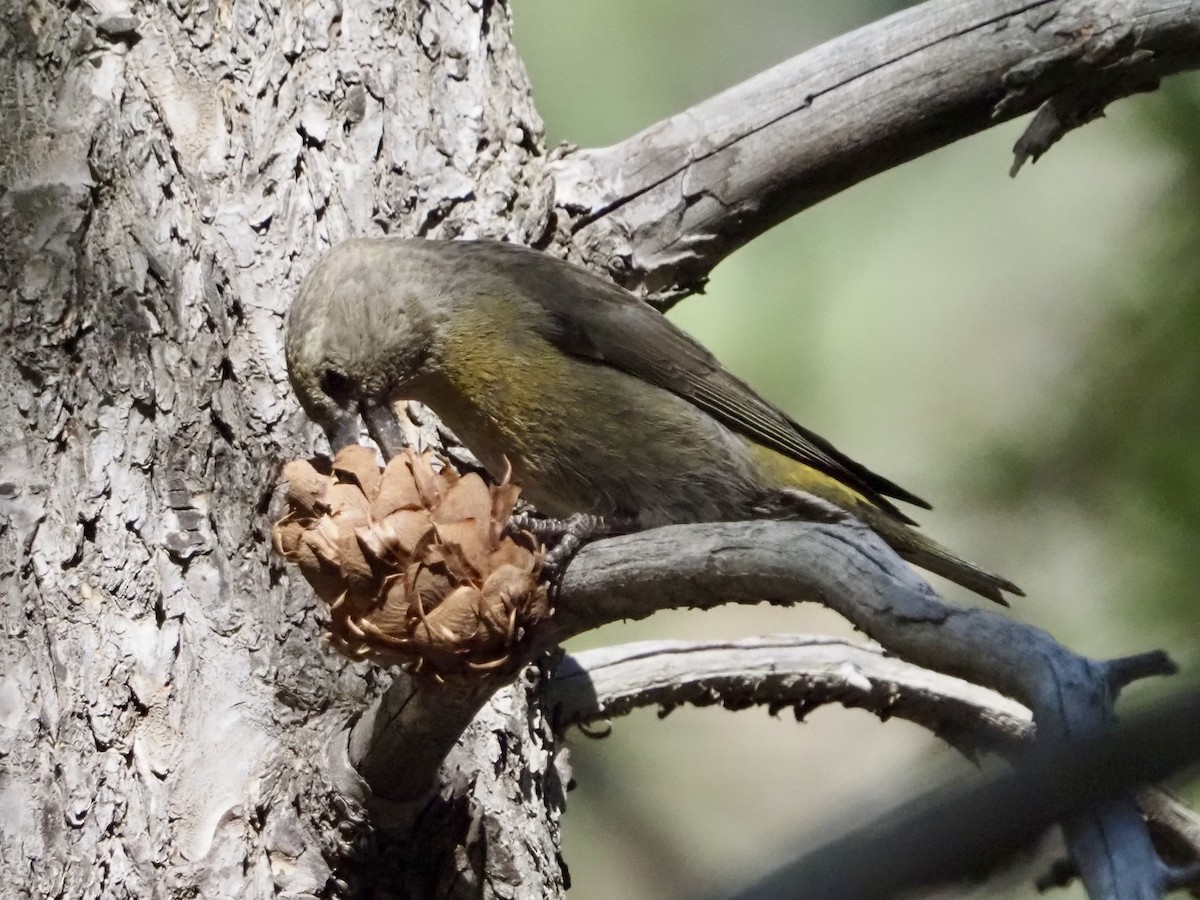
[507, 512, 616, 585]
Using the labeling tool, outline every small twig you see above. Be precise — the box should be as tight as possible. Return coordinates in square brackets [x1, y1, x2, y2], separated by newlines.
[1010, 77, 1160, 176]
[345, 670, 498, 802]
[1105, 650, 1179, 695]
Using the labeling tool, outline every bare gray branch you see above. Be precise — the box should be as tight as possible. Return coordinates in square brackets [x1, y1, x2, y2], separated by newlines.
[547, 637, 1200, 888]
[553, 0, 1200, 300]
[548, 520, 1172, 898]
[548, 635, 1032, 756]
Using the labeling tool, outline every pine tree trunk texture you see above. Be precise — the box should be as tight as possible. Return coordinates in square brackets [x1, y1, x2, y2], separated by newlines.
[0, 1, 562, 896]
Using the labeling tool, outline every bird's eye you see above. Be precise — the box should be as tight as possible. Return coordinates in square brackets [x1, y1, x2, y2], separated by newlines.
[320, 369, 354, 402]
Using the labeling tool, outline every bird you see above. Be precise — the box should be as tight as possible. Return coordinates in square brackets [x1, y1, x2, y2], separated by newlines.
[285, 238, 1021, 603]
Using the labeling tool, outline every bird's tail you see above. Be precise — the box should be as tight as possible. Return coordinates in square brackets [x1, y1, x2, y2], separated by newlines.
[867, 512, 1023, 605]
[752, 446, 1022, 604]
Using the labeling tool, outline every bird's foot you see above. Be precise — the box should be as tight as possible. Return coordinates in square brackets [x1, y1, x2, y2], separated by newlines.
[508, 512, 625, 585]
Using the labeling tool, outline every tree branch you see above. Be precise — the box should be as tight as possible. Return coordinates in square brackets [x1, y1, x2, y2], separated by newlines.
[547, 637, 1200, 892]
[544, 520, 1174, 898]
[547, 635, 1032, 757]
[551, 0, 1200, 300]
[1141, 789, 1200, 896]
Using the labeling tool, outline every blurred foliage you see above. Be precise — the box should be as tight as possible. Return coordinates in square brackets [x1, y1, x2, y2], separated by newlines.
[987, 78, 1200, 640]
[514, 1, 898, 147]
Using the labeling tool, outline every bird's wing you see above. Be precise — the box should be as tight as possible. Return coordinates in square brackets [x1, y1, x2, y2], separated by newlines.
[487, 243, 930, 521]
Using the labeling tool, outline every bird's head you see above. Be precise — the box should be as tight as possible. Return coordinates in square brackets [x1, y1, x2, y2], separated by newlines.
[285, 239, 437, 457]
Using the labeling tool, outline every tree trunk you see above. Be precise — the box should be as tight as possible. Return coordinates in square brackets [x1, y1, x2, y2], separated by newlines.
[0, 1, 562, 896]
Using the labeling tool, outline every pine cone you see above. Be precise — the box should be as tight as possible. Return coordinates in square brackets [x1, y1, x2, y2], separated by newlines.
[272, 446, 550, 677]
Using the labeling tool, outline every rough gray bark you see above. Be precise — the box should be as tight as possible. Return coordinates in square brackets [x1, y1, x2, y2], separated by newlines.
[3, 0, 1199, 898]
[0, 1, 560, 897]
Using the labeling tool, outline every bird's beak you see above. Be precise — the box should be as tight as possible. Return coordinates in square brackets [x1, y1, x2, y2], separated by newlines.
[323, 411, 362, 454]
[320, 400, 406, 460]
[361, 399, 406, 460]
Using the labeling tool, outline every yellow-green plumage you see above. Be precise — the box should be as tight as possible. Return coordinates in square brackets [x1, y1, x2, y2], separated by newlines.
[286, 238, 1021, 604]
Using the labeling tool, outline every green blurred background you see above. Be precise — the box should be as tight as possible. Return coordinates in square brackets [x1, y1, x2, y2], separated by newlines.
[513, 1, 1200, 896]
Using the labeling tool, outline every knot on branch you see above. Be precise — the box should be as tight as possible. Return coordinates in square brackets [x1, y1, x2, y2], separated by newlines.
[273, 446, 551, 677]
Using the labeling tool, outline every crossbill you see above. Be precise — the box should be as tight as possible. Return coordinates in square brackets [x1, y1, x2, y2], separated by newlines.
[285, 239, 1019, 602]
